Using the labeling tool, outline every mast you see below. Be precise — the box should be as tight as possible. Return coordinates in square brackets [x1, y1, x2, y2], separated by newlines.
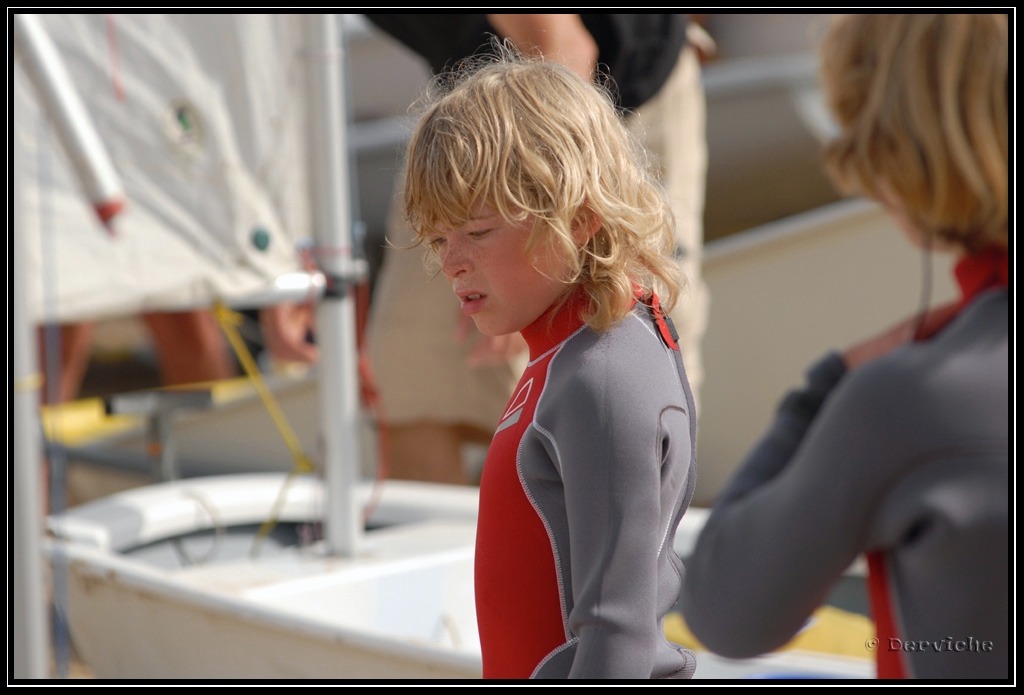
[12, 13, 133, 677]
[304, 15, 363, 556]
[12, 81, 51, 681]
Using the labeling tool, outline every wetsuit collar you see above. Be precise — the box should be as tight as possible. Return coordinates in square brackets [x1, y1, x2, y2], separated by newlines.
[954, 246, 1009, 308]
[520, 288, 590, 360]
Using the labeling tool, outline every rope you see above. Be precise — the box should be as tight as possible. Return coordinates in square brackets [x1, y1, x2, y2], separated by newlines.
[213, 302, 315, 475]
[213, 283, 394, 548]
[105, 15, 124, 102]
[212, 302, 316, 558]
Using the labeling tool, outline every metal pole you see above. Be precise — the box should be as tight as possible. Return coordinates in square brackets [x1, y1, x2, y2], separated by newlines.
[304, 14, 362, 556]
[12, 78, 51, 679]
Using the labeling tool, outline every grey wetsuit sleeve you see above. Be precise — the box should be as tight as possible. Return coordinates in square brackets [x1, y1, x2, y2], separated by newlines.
[716, 352, 847, 504]
[680, 293, 1009, 675]
[680, 350, 879, 658]
[530, 316, 695, 678]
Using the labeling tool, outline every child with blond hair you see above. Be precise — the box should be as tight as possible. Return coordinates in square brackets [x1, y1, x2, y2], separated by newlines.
[403, 50, 698, 679]
[681, 14, 1008, 679]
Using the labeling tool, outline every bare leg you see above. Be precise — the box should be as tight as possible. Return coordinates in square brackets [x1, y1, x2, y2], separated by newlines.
[37, 322, 96, 405]
[143, 310, 236, 386]
[36, 322, 97, 515]
[384, 422, 492, 485]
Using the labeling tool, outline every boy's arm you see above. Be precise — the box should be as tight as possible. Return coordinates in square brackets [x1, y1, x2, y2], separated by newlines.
[485, 14, 598, 80]
[565, 406, 691, 678]
[683, 306, 965, 657]
[535, 322, 695, 678]
[713, 352, 846, 505]
[716, 303, 959, 504]
[680, 354, 903, 658]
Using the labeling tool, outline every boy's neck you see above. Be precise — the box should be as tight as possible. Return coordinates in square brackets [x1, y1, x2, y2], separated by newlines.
[520, 288, 589, 361]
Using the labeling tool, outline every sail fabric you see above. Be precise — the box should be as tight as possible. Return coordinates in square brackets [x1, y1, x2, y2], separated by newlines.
[14, 14, 313, 323]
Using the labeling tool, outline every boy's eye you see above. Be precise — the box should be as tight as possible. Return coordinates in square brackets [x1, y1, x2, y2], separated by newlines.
[427, 236, 446, 249]
[469, 229, 491, 240]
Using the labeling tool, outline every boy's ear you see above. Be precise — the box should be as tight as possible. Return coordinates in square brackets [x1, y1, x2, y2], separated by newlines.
[572, 210, 602, 243]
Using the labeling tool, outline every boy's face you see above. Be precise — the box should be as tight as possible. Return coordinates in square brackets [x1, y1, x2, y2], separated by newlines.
[430, 205, 570, 337]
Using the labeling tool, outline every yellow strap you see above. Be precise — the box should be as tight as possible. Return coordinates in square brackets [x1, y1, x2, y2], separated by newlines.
[212, 302, 318, 558]
[213, 303, 315, 475]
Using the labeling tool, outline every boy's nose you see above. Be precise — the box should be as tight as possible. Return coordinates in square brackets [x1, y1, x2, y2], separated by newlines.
[441, 240, 470, 278]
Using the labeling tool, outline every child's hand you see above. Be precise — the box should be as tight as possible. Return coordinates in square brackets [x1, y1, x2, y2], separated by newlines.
[455, 312, 528, 366]
[842, 301, 960, 369]
[467, 333, 528, 367]
[260, 302, 320, 364]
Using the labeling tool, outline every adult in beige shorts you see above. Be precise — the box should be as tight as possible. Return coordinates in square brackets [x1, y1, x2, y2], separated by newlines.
[366, 15, 711, 485]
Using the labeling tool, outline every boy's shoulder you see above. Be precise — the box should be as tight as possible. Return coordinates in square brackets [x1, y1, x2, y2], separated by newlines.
[530, 305, 694, 453]
[566, 308, 675, 365]
[822, 291, 1008, 455]
[843, 290, 1007, 405]
[545, 308, 687, 408]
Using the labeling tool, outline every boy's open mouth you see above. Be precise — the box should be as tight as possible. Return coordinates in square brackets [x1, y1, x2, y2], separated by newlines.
[457, 291, 486, 315]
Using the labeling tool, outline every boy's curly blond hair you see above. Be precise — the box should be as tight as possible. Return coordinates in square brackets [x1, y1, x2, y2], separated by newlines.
[819, 14, 1008, 253]
[403, 47, 682, 332]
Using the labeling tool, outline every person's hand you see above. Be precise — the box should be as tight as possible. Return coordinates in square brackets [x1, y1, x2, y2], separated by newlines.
[467, 332, 529, 367]
[843, 301, 960, 369]
[259, 302, 319, 364]
[455, 312, 528, 367]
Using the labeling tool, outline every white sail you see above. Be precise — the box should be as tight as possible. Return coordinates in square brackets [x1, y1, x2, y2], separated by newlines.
[14, 14, 314, 323]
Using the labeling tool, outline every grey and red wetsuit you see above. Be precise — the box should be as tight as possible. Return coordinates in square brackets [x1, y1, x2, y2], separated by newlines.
[680, 251, 1008, 679]
[474, 291, 698, 679]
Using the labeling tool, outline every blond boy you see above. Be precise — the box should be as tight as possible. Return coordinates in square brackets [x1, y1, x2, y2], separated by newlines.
[404, 52, 698, 679]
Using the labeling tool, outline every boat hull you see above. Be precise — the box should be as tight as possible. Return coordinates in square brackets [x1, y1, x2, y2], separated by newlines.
[47, 474, 873, 679]
[47, 474, 483, 679]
